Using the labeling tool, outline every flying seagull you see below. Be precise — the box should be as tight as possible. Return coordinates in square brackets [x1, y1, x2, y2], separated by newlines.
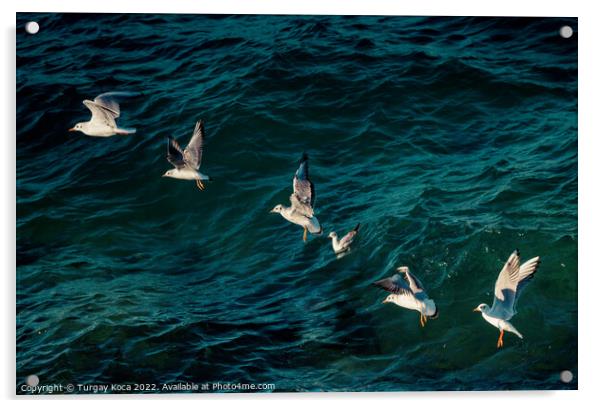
[329, 224, 360, 254]
[162, 119, 211, 191]
[473, 249, 540, 348]
[374, 266, 438, 327]
[69, 91, 138, 136]
[270, 153, 322, 242]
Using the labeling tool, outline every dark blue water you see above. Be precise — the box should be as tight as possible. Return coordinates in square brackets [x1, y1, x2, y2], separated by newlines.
[16, 14, 577, 392]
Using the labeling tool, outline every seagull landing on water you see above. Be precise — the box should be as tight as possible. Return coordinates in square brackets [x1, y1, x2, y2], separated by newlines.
[374, 266, 438, 327]
[69, 92, 138, 137]
[474, 249, 540, 348]
[270, 153, 322, 242]
[329, 224, 360, 254]
[163, 120, 211, 191]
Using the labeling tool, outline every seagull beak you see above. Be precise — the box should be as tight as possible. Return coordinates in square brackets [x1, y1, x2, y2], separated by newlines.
[68, 128, 75, 132]
[381, 299, 387, 304]
[473, 307, 480, 312]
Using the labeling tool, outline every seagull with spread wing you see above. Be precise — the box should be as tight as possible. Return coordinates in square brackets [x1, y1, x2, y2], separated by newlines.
[162, 119, 211, 191]
[473, 249, 541, 348]
[270, 153, 322, 242]
[329, 224, 360, 254]
[69, 92, 138, 136]
[374, 266, 438, 327]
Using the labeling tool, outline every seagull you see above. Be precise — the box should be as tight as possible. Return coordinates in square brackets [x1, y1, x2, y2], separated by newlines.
[69, 92, 138, 137]
[270, 153, 322, 242]
[374, 266, 438, 327]
[473, 249, 540, 348]
[162, 119, 211, 191]
[328, 224, 360, 254]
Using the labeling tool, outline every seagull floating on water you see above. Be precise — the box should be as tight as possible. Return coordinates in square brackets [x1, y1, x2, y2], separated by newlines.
[69, 92, 138, 136]
[163, 119, 211, 191]
[270, 153, 322, 242]
[473, 249, 540, 348]
[374, 266, 438, 327]
[329, 224, 360, 254]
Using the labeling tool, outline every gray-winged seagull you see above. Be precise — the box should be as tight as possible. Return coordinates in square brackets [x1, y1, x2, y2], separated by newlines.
[69, 92, 138, 136]
[374, 266, 438, 327]
[473, 249, 540, 348]
[163, 119, 211, 191]
[270, 153, 322, 242]
[329, 224, 360, 254]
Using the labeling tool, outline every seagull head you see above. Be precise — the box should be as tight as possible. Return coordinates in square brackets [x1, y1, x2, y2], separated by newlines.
[328, 232, 337, 240]
[69, 122, 84, 133]
[473, 303, 488, 313]
[162, 169, 176, 178]
[382, 294, 395, 304]
[270, 204, 284, 214]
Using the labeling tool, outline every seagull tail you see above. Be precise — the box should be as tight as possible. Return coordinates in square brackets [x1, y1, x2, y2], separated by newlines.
[428, 306, 439, 320]
[116, 127, 136, 135]
[505, 322, 523, 339]
[353, 223, 361, 232]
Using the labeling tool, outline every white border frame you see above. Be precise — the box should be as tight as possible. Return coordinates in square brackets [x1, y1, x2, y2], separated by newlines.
[4, 1, 600, 407]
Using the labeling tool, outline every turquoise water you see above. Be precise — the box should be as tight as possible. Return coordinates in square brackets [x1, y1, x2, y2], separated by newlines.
[16, 14, 577, 392]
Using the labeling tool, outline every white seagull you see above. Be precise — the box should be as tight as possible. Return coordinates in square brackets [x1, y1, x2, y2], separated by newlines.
[69, 92, 138, 137]
[270, 153, 322, 242]
[163, 119, 211, 191]
[328, 224, 360, 254]
[374, 266, 438, 327]
[473, 249, 540, 348]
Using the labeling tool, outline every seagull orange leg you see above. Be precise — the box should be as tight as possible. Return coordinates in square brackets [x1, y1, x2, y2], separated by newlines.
[303, 227, 308, 242]
[196, 179, 205, 191]
[419, 314, 425, 327]
[497, 329, 504, 348]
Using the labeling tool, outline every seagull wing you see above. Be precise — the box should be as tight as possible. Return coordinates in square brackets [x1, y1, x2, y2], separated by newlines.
[166, 137, 186, 168]
[514, 256, 540, 304]
[183, 120, 204, 170]
[293, 152, 315, 209]
[93, 92, 124, 117]
[93, 91, 140, 116]
[339, 224, 360, 248]
[494, 250, 522, 301]
[83, 100, 118, 128]
[373, 274, 414, 296]
[289, 193, 314, 218]
[489, 250, 540, 320]
[399, 266, 425, 295]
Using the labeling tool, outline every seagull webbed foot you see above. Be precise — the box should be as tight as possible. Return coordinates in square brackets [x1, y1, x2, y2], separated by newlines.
[196, 179, 205, 191]
[497, 329, 504, 348]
